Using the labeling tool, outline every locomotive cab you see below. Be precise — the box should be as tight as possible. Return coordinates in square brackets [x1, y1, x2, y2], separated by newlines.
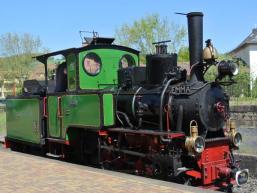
[5, 36, 141, 154]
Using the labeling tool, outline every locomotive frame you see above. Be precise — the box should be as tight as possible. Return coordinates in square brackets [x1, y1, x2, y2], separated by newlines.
[4, 12, 248, 192]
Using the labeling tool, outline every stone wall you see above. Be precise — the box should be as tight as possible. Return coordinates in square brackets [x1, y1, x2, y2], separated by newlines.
[230, 105, 257, 128]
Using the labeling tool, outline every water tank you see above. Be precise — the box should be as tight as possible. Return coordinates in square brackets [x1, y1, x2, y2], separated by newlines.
[146, 53, 177, 85]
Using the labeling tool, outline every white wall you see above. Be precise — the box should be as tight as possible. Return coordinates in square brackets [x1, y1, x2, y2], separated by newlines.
[232, 44, 257, 90]
[233, 45, 250, 65]
[250, 47, 257, 83]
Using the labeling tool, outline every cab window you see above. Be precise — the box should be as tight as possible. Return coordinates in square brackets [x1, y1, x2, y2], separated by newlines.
[83, 52, 102, 76]
[119, 54, 136, 68]
[47, 54, 67, 93]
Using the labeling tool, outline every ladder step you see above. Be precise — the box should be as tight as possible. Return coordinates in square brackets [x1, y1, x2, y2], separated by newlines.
[46, 153, 63, 158]
[47, 138, 66, 144]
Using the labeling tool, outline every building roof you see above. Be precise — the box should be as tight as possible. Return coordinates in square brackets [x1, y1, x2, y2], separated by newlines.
[229, 28, 257, 54]
[28, 63, 56, 80]
[178, 62, 190, 75]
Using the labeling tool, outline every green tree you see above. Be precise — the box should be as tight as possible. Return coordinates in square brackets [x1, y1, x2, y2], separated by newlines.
[204, 54, 251, 97]
[218, 53, 233, 61]
[178, 46, 189, 62]
[251, 78, 257, 97]
[115, 14, 186, 63]
[204, 65, 217, 82]
[229, 66, 250, 97]
[0, 32, 43, 83]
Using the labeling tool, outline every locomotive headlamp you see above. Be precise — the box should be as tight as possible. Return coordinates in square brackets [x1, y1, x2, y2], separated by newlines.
[233, 132, 242, 147]
[228, 120, 242, 147]
[217, 60, 239, 80]
[185, 120, 205, 154]
[194, 136, 205, 153]
[235, 169, 249, 186]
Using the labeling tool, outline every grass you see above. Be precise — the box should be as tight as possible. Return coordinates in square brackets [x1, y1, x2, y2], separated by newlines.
[230, 97, 257, 106]
[0, 111, 6, 136]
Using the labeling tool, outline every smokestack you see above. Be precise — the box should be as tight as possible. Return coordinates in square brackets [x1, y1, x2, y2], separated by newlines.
[187, 12, 204, 80]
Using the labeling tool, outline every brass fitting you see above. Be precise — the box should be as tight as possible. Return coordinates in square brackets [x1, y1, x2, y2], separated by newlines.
[191, 123, 198, 138]
[203, 39, 218, 62]
[228, 120, 242, 148]
[185, 120, 205, 154]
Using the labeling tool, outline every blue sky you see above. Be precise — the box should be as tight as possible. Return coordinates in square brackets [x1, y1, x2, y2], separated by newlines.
[1, 0, 257, 53]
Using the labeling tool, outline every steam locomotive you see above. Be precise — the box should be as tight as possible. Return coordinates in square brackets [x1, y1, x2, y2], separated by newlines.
[5, 12, 248, 191]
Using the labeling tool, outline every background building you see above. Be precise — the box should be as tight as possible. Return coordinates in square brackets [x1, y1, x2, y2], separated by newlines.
[229, 28, 257, 89]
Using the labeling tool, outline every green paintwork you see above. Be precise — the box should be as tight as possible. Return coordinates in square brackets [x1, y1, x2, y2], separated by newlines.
[6, 46, 139, 145]
[67, 53, 77, 91]
[78, 49, 138, 89]
[61, 94, 101, 139]
[103, 94, 114, 126]
[6, 98, 41, 144]
[47, 96, 61, 138]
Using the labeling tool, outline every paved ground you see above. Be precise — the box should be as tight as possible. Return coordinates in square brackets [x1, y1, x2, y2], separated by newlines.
[0, 148, 216, 193]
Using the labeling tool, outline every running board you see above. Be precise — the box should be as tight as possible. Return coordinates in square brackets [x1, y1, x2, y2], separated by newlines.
[47, 138, 66, 144]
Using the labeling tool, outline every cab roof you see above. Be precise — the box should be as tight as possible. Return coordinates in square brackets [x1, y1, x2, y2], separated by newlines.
[35, 37, 139, 64]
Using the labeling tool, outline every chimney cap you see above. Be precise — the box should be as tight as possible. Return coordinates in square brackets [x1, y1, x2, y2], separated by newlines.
[187, 12, 204, 17]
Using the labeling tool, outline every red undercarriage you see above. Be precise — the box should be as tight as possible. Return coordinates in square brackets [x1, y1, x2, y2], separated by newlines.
[99, 128, 236, 190]
[187, 138, 234, 189]
[4, 128, 236, 190]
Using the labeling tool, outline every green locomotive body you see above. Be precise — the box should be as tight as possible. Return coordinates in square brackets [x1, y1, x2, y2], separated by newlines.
[7, 97, 43, 144]
[6, 39, 139, 148]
